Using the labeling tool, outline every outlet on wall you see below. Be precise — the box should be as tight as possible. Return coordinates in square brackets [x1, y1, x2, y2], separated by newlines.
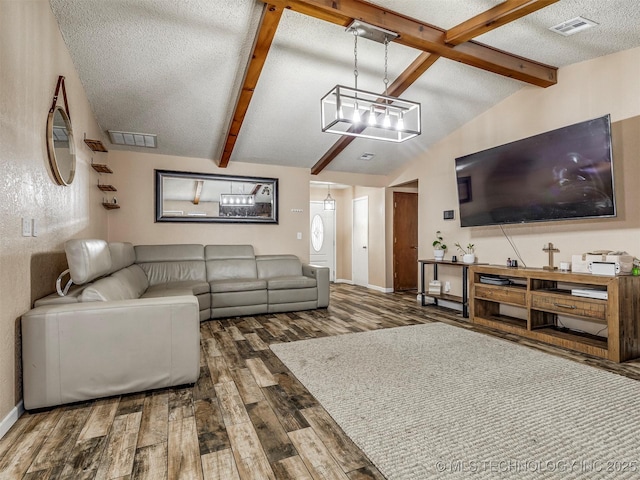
[444, 281, 451, 292]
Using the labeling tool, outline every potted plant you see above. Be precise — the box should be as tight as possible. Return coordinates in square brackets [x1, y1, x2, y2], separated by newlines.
[432, 231, 447, 261]
[455, 242, 476, 264]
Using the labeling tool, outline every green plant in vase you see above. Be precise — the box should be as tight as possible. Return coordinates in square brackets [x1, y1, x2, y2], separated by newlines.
[432, 231, 447, 261]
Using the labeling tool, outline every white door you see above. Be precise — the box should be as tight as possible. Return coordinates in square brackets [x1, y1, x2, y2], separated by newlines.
[352, 196, 369, 287]
[310, 201, 336, 281]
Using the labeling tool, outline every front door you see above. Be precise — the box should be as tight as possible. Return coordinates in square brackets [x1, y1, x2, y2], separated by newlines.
[310, 201, 335, 281]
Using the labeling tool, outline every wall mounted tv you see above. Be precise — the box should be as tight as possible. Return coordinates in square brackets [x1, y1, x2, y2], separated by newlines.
[455, 114, 615, 227]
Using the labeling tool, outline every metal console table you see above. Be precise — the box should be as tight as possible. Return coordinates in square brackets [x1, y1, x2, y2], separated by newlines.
[419, 259, 485, 318]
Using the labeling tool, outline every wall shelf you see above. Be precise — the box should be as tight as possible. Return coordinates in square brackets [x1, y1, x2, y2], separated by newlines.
[101, 202, 120, 210]
[97, 184, 117, 192]
[84, 138, 108, 152]
[91, 163, 113, 174]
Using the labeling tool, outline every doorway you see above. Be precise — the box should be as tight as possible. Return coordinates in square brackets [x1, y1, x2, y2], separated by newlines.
[352, 196, 369, 287]
[393, 192, 418, 291]
[309, 201, 336, 281]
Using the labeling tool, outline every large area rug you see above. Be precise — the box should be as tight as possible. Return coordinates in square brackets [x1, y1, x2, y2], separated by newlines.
[271, 323, 640, 479]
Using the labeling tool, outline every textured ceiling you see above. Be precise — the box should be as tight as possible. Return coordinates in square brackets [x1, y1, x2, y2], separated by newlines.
[49, 0, 640, 175]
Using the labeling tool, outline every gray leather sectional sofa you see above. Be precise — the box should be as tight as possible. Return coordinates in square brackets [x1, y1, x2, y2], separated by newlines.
[21, 239, 329, 409]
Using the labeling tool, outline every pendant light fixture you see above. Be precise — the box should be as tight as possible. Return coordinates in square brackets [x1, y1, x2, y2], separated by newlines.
[323, 184, 336, 210]
[321, 21, 421, 143]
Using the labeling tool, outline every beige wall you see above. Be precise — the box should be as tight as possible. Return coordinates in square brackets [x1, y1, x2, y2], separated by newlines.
[389, 46, 640, 297]
[0, 0, 108, 421]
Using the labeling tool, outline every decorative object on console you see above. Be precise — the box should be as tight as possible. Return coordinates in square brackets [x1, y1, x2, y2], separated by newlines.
[320, 21, 420, 143]
[455, 242, 475, 264]
[428, 280, 441, 295]
[542, 242, 560, 270]
[432, 231, 447, 261]
[571, 251, 634, 274]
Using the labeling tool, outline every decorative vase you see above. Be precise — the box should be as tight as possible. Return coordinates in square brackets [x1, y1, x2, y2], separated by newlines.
[463, 253, 475, 264]
[433, 249, 445, 261]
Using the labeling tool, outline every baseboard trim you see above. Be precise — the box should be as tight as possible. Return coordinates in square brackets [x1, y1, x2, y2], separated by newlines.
[368, 284, 394, 294]
[335, 279, 354, 285]
[0, 401, 24, 440]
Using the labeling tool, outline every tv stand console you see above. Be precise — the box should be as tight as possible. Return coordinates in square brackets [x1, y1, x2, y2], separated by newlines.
[469, 265, 640, 362]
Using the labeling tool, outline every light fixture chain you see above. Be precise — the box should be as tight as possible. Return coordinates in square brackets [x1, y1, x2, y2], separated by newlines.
[353, 30, 358, 91]
[383, 36, 389, 97]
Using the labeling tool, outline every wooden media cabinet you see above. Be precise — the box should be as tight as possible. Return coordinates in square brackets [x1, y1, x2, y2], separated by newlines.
[469, 265, 640, 362]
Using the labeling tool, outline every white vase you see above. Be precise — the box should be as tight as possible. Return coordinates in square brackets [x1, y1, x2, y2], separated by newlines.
[433, 249, 445, 261]
[463, 253, 475, 264]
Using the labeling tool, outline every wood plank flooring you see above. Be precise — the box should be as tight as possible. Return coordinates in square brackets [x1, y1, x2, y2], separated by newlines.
[3, 283, 640, 479]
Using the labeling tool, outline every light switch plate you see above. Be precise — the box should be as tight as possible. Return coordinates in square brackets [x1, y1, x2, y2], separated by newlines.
[31, 219, 38, 237]
[296, 232, 302, 240]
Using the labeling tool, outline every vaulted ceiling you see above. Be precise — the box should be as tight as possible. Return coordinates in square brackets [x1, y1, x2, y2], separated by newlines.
[50, 0, 640, 176]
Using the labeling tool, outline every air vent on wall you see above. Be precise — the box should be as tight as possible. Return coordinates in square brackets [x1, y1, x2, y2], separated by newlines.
[549, 16, 598, 36]
[359, 152, 375, 161]
[108, 130, 157, 148]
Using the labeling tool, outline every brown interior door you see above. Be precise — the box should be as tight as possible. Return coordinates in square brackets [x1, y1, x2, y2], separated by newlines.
[393, 192, 418, 291]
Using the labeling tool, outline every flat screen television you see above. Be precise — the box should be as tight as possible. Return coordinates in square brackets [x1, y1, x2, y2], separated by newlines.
[455, 114, 615, 227]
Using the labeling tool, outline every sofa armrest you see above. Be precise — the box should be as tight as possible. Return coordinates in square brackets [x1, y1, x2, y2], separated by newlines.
[303, 264, 330, 308]
[21, 296, 200, 409]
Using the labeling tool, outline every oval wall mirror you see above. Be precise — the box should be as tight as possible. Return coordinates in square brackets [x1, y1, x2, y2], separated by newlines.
[46, 105, 76, 186]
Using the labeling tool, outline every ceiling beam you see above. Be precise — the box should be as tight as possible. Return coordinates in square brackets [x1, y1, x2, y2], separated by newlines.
[218, 4, 284, 168]
[265, 0, 557, 87]
[311, 52, 440, 175]
[445, 0, 560, 45]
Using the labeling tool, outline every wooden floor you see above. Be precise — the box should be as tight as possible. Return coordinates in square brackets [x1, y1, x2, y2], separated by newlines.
[2, 283, 640, 480]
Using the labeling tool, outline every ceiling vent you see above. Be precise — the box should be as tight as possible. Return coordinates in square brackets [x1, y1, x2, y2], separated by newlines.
[549, 16, 598, 36]
[359, 152, 375, 161]
[108, 130, 157, 148]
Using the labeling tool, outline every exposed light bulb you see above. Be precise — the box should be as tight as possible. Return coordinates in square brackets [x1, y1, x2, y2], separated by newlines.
[368, 106, 376, 125]
[396, 113, 405, 131]
[383, 110, 391, 128]
[352, 104, 361, 123]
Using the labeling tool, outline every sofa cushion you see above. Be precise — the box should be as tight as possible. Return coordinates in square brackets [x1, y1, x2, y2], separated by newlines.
[205, 245, 258, 281]
[210, 278, 267, 293]
[266, 276, 317, 290]
[256, 255, 303, 278]
[135, 244, 206, 285]
[80, 265, 148, 302]
[65, 239, 112, 285]
[108, 242, 136, 273]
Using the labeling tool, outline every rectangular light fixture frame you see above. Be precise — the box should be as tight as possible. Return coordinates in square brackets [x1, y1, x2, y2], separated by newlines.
[321, 85, 421, 143]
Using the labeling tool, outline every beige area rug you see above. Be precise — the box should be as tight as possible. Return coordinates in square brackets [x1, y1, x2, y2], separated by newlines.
[271, 323, 640, 479]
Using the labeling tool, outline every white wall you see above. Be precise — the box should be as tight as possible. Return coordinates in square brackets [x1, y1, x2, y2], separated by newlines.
[0, 0, 108, 424]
